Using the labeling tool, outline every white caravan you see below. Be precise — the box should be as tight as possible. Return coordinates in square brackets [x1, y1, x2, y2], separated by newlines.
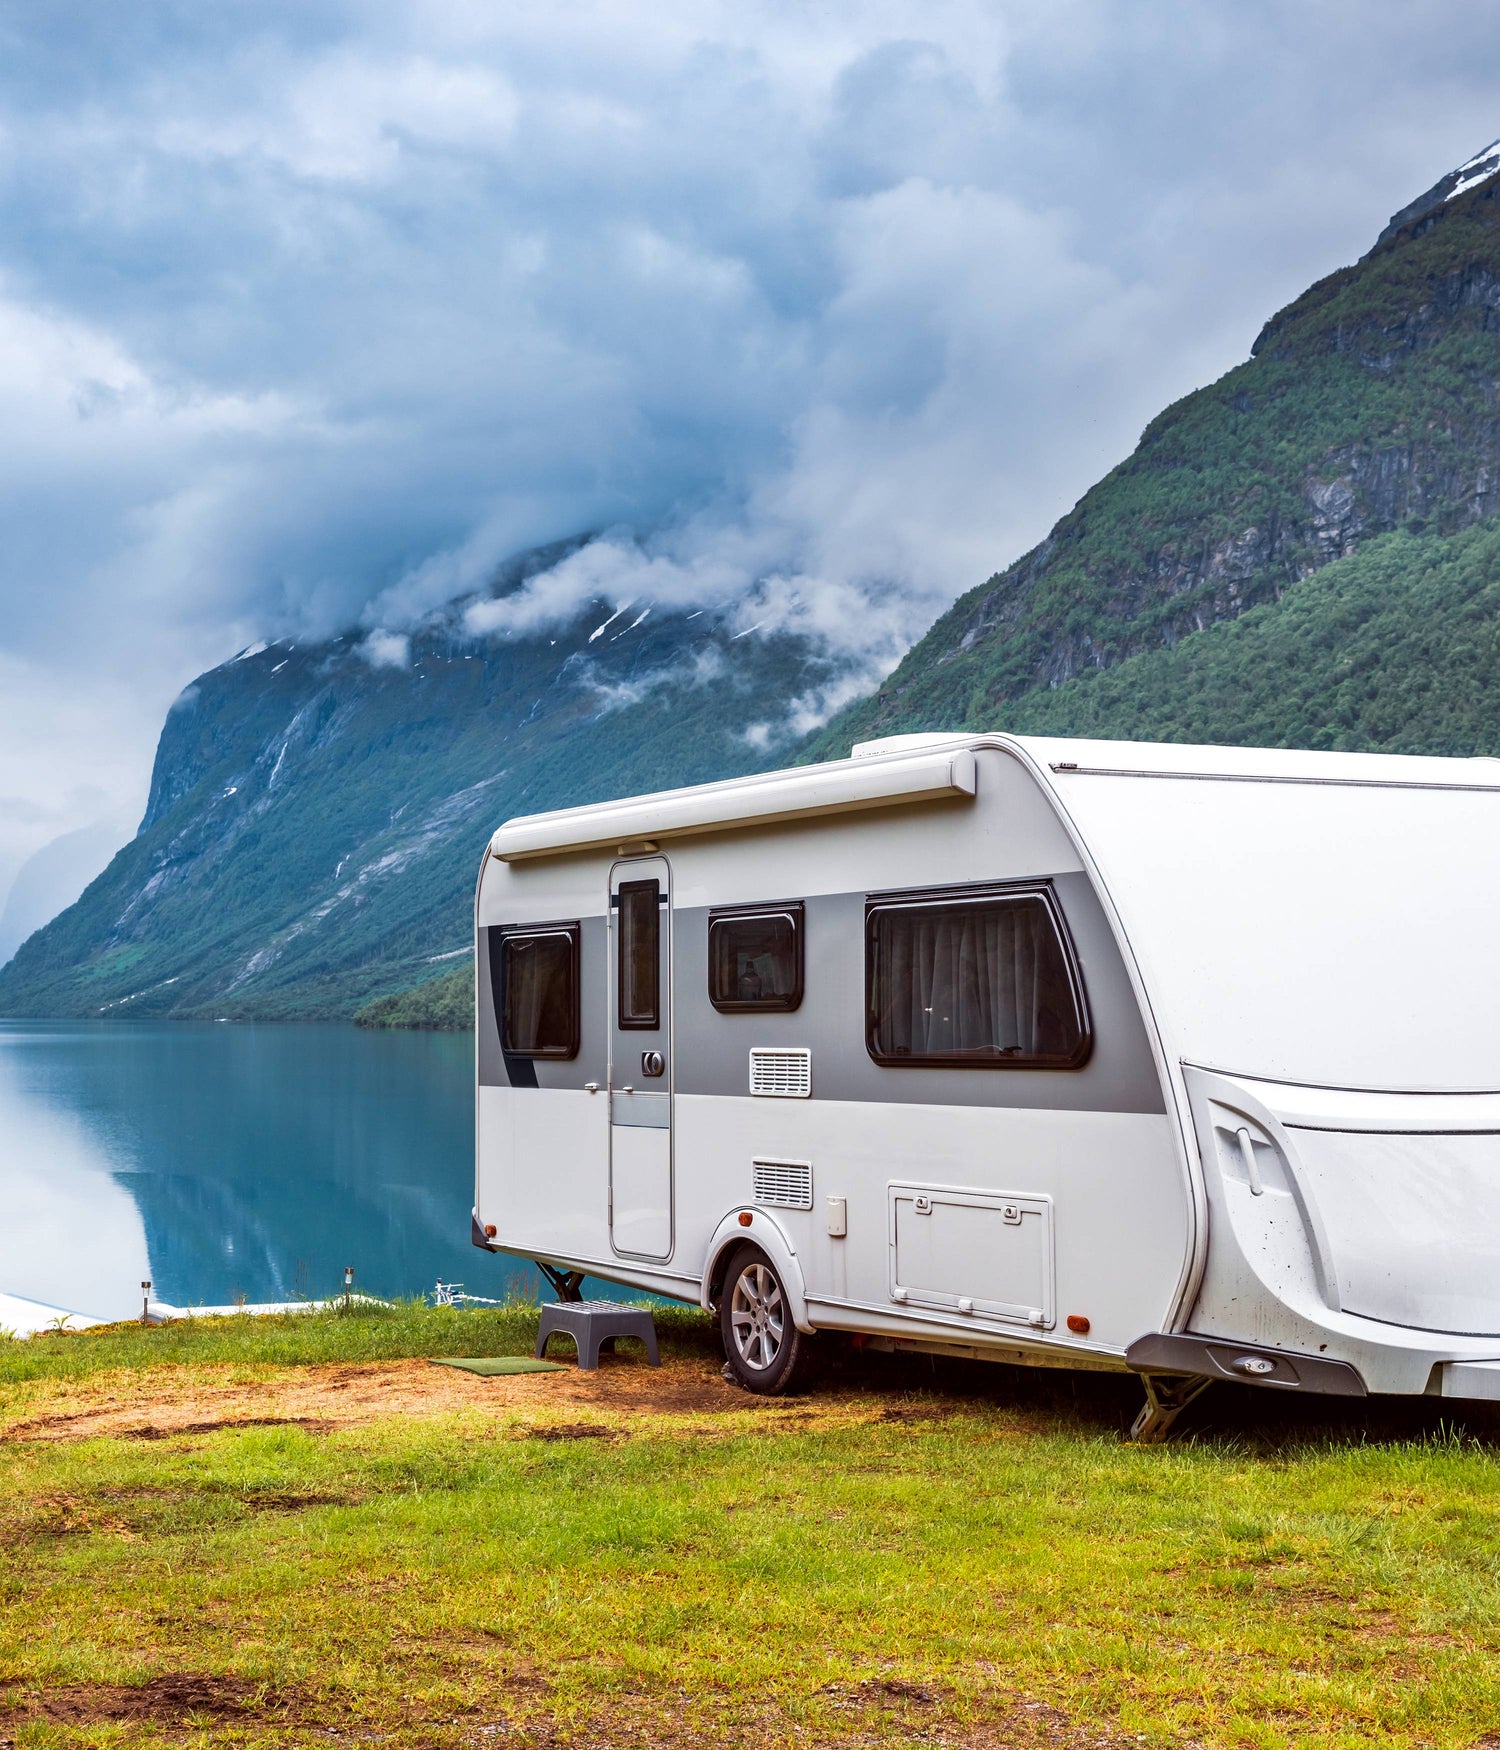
[472, 733, 1500, 1437]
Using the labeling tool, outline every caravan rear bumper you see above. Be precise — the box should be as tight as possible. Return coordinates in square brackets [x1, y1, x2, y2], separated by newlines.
[1439, 1359, 1500, 1401]
[1126, 1332, 1367, 1395]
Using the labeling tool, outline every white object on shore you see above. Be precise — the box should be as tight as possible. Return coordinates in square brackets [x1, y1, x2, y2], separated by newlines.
[432, 1280, 504, 1307]
[0, 1292, 103, 1337]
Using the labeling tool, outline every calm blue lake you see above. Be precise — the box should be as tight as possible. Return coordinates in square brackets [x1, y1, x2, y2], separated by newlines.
[0, 1019, 555, 1321]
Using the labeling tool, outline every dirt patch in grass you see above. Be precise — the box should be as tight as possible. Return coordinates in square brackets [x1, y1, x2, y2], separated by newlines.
[526, 1422, 620, 1442]
[121, 1414, 337, 1440]
[818, 1676, 939, 1705]
[0, 1492, 138, 1544]
[88, 1481, 361, 1510]
[0, 1671, 1140, 1750]
[1, 1482, 366, 1549]
[0, 1671, 288, 1726]
[0, 1354, 887, 1444]
[875, 1403, 959, 1424]
[462, 1688, 1153, 1750]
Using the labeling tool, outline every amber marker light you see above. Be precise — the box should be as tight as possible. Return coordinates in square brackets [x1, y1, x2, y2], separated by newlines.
[484, 1223, 497, 1238]
[1066, 1314, 1091, 1335]
[737, 1211, 753, 1227]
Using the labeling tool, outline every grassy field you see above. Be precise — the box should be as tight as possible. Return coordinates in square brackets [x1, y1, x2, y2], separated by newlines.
[2, 1303, 1499, 1748]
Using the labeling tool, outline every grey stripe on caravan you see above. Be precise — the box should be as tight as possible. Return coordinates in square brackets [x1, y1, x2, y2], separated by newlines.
[670, 878, 1165, 1115]
[480, 877, 1166, 1115]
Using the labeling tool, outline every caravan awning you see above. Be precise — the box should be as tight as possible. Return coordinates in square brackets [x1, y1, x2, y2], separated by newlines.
[489, 747, 977, 862]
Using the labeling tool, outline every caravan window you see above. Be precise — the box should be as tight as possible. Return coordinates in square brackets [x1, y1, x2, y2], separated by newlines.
[708, 902, 804, 1012]
[498, 924, 580, 1059]
[617, 880, 660, 1029]
[866, 884, 1090, 1069]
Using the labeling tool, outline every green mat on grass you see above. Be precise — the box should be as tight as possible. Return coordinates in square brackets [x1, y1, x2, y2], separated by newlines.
[429, 1357, 565, 1376]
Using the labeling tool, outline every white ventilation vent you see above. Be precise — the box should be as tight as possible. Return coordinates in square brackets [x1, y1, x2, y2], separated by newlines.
[753, 1158, 814, 1209]
[749, 1047, 811, 1098]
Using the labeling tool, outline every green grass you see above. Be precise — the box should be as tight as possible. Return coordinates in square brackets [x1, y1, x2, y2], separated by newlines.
[4, 1312, 1500, 1746]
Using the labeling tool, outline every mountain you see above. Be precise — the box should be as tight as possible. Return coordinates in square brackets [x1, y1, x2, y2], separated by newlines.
[0, 820, 130, 966]
[805, 144, 1500, 760]
[0, 547, 846, 1020]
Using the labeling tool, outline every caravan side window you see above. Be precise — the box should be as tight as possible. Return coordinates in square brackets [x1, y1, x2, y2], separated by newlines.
[497, 923, 580, 1059]
[866, 884, 1090, 1069]
[708, 902, 804, 1012]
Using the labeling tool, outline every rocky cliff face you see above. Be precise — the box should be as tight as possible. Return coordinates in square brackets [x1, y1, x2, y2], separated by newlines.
[0, 554, 847, 1019]
[810, 149, 1500, 747]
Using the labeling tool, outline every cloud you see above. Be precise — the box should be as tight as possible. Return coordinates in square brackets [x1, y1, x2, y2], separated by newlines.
[356, 630, 411, 669]
[575, 642, 726, 717]
[741, 667, 883, 753]
[4, 0, 1500, 874]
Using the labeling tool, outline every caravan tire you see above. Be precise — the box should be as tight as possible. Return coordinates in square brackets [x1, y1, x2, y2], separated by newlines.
[718, 1245, 816, 1395]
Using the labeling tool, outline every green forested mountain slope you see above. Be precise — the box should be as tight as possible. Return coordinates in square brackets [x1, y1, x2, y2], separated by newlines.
[0, 573, 840, 1020]
[354, 960, 473, 1029]
[986, 522, 1500, 753]
[806, 164, 1500, 758]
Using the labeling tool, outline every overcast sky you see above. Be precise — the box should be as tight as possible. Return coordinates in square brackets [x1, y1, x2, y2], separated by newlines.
[1, 0, 1498, 908]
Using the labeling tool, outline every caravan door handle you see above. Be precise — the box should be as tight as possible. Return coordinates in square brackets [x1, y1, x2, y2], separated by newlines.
[641, 1050, 665, 1078]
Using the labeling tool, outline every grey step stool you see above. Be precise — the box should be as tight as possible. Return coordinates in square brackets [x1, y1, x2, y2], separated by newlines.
[535, 1300, 660, 1371]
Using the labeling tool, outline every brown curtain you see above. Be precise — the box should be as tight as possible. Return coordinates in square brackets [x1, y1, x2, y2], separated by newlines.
[874, 899, 1064, 1059]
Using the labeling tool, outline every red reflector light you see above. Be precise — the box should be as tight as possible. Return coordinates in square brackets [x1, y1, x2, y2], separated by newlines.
[1066, 1314, 1090, 1335]
[737, 1211, 753, 1227]
[484, 1223, 497, 1238]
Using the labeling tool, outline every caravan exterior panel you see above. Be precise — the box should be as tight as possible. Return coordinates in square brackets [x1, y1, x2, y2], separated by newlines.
[889, 1184, 1054, 1327]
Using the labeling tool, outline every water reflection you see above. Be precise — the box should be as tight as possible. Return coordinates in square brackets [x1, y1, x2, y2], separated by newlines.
[0, 1020, 546, 1319]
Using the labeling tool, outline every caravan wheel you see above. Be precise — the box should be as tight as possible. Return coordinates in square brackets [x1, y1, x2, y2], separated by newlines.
[719, 1245, 816, 1395]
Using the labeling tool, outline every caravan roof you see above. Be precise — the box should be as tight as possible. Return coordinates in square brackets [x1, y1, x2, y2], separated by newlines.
[1028, 737, 1500, 1095]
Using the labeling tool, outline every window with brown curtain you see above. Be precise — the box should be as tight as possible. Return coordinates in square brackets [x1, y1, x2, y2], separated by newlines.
[866, 886, 1089, 1068]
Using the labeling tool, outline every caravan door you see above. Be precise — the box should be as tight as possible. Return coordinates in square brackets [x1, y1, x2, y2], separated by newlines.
[608, 857, 673, 1260]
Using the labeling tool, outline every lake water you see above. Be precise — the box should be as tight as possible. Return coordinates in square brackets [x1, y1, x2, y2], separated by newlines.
[0, 1019, 559, 1321]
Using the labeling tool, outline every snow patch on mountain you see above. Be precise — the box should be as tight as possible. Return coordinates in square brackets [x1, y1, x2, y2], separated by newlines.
[1372, 137, 1500, 250]
[1449, 140, 1500, 201]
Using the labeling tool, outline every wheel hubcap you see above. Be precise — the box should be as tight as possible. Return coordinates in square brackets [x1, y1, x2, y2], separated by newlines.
[730, 1262, 785, 1371]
